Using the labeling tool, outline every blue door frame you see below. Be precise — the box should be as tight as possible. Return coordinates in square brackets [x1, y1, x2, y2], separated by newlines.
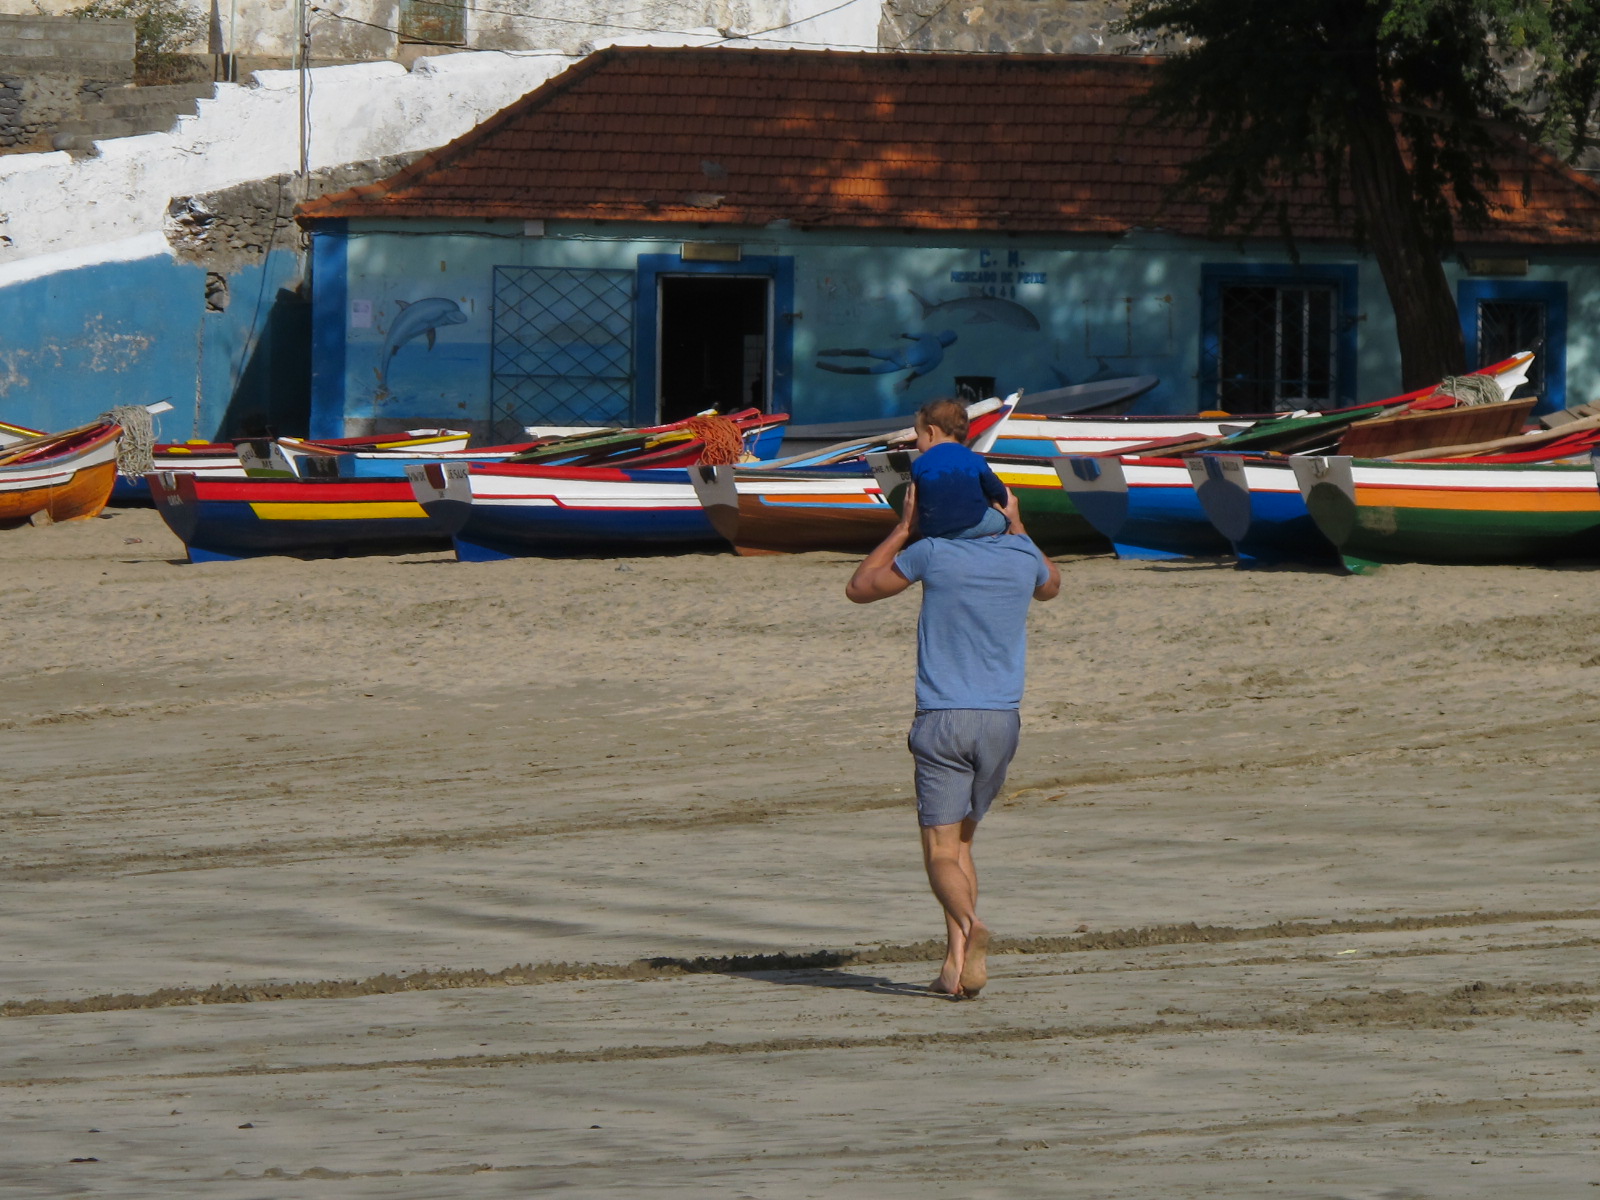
[1457, 278, 1567, 413]
[634, 253, 795, 423]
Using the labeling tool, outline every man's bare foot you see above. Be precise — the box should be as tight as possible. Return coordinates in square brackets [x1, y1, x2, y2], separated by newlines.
[959, 920, 990, 998]
[929, 962, 965, 998]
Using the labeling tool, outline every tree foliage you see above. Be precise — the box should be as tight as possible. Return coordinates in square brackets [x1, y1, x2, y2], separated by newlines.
[1118, 0, 1600, 390]
[73, 0, 207, 84]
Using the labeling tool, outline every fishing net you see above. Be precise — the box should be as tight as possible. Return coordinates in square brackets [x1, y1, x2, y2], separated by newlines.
[96, 405, 156, 477]
[686, 414, 748, 465]
[1431, 374, 1506, 407]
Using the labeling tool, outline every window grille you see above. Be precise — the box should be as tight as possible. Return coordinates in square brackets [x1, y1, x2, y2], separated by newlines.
[490, 267, 635, 437]
[1477, 299, 1544, 400]
[1217, 284, 1337, 412]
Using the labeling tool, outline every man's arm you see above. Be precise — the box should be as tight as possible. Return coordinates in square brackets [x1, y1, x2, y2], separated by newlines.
[845, 485, 918, 604]
[1001, 489, 1061, 601]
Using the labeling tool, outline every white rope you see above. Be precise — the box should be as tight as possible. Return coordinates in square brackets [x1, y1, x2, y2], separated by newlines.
[1433, 374, 1506, 407]
[96, 405, 156, 477]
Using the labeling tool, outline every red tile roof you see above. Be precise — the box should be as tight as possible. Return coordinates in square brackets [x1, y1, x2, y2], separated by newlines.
[300, 46, 1600, 245]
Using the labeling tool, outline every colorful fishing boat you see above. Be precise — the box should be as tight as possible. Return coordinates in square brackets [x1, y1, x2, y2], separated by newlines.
[0, 421, 122, 528]
[990, 413, 1241, 458]
[687, 399, 1023, 555]
[690, 465, 894, 555]
[779, 376, 1157, 456]
[408, 461, 724, 561]
[0, 419, 43, 447]
[112, 428, 477, 501]
[1189, 357, 1544, 564]
[1064, 356, 1539, 561]
[274, 412, 786, 479]
[1293, 454, 1600, 573]
[147, 472, 445, 562]
[111, 441, 251, 502]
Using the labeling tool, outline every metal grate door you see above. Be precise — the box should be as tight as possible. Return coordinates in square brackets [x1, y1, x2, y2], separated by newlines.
[490, 266, 635, 434]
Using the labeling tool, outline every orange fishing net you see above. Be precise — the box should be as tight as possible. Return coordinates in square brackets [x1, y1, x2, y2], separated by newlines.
[686, 414, 747, 465]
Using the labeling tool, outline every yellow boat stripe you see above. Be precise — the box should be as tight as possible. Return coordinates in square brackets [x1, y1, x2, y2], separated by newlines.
[1355, 486, 1600, 513]
[248, 502, 427, 520]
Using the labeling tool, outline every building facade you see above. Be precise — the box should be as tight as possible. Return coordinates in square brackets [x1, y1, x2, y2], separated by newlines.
[300, 47, 1600, 439]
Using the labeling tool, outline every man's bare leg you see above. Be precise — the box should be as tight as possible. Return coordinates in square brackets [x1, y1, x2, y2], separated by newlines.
[922, 819, 981, 996]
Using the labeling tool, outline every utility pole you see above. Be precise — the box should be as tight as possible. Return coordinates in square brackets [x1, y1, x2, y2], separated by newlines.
[295, 0, 310, 193]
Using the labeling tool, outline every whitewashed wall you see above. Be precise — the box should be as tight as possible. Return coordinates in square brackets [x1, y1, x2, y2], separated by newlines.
[0, 50, 574, 276]
[0, 0, 882, 60]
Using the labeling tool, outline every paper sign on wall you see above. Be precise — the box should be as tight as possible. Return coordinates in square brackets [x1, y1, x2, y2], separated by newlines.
[350, 299, 373, 329]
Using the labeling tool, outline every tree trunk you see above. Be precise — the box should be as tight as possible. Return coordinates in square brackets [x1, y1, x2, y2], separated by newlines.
[1346, 99, 1466, 392]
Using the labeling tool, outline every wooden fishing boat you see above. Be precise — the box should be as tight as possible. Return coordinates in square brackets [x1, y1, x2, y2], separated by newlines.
[688, 399, 1021, 555]
[0, 421, 122, 528]
[778, 376, 1157, 456]
[148, 472, 446, 562]
[990, 413, 1242, 458]
[113, 428, 477, 501]
[408, 461, 724, 561]
[992, 352, 1538, 461]
[1189, 419, 1600, 567]
[1063, 356, 1540, 561]
[691, 465, 893, 555]
[0, 419, 43, 447]
[1292, 455, 1600, 573]
[111, 441, 251, 502]
[987, 455, 1112, 554]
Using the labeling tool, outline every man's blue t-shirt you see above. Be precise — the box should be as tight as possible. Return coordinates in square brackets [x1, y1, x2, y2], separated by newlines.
[893, 534, 1052, 711]
[911, 442, 1008, 538]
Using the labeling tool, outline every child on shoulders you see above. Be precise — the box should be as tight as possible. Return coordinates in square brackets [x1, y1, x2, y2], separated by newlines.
[909, 397, 1010, 540]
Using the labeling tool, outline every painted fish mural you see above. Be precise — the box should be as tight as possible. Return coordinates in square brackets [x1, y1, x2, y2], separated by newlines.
[909, 290, 1041, 331]
[374, 297, 469, 398]
[816, 330, 958, 392]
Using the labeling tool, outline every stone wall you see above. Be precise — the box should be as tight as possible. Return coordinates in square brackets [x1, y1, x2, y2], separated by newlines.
[0, 13, 134, 152]
[879, 0, 1141, 54]
[164, 152, 426, 277]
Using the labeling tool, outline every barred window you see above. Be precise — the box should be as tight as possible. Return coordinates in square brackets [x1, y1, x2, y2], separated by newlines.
[1217, 283, 1337, 413]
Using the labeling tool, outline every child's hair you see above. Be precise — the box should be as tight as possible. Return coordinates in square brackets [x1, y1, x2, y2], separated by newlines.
[916, 398, 969, 442]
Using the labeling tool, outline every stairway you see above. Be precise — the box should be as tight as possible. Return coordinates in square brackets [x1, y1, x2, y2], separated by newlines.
[51, 81, 214, 154]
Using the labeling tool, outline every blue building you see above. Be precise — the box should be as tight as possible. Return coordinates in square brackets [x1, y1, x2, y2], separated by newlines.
[298, 47, 1600, 441]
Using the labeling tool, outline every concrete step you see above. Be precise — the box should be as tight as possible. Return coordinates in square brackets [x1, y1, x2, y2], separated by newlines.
[95, 81, 213, 116]
[53, 82, 213, 151]
[78, 81, 211, 122]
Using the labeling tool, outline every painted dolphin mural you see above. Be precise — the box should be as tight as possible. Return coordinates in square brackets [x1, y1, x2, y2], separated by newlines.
[816, 330, 958, 392]
[374, 297, 469, 397]
[909, 289, 1041, 331]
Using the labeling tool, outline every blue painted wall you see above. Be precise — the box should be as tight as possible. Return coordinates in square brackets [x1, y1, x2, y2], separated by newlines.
[0, 244, 309, 440]
[312, 218, 1600, 434]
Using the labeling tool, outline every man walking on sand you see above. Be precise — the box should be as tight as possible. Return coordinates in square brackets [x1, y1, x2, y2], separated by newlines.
[845, 408, 1060, 998]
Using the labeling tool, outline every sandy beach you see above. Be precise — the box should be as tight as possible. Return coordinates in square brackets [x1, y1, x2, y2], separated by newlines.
[5, 506, 1600, 1198]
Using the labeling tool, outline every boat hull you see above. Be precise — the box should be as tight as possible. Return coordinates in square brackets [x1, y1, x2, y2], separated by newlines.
[409, 462, 721, 561]
[1187, 455, 1335, 566]
[1056, 455, 1233, 559]
[1295, 456, 1600, 572]
[0, 428, 121, 528]
[149, 473, 445, 562]
[692, 466, 892, 555]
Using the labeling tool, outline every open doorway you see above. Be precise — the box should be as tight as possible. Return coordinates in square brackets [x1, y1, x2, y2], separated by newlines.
[658, 275, 769, 421]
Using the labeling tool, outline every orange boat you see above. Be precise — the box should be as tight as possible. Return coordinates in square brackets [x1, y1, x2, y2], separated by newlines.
[0, 421, 123, 528]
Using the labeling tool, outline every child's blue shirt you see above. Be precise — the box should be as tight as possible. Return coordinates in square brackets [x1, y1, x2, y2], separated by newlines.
[911, 441, 1007, 538]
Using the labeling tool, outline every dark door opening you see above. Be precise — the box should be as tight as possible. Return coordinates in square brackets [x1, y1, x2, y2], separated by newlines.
[658, 276, 769, 422]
